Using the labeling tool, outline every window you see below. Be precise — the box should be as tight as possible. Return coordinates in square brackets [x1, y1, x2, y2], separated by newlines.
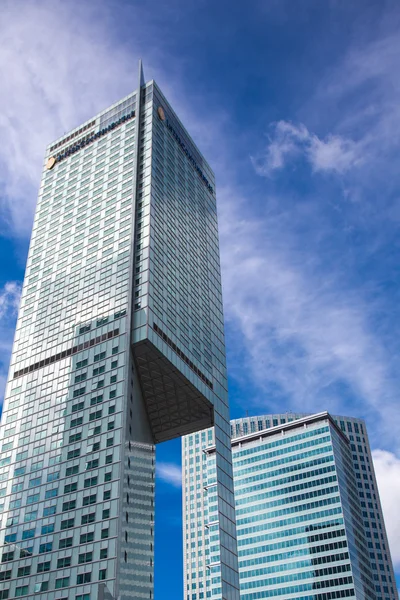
[90, 394, 103, 406]
[108, 405, 116, 415]
[37, 561, 51, 572]
[80, 532, 94, 544]
[99, 568, 107, 580]
[76, 595, 91, 600]
[70, 416, 83, 428]
[15, 586, 29, 597]
[77, 572, 92, 584]
[94, 351, 106, 361]
[107, 421, 115, 431]
[84, 476, 98, 488]
[0, 570, 11, 581]
[41, 523, 54, 535]
[63, 500, 76, 511]
[64, 482, 78, 493]
[45, 488, 58, 499]
[78, 551, 93, 563]
[57, 557, 72, 568]
[34, 582, 49, 592]
[29, 476, 41, 487]
[59, 537, 73, 549]
[73, 387, 86, 398]
[4, 533, 16, 543]
[47, 471, 60, 482]
[85, 460, 99, 473]
[83, 494, 96, 506]
[0, 590, 9, 599]
[43, 505, 56, 517]
[17, 566, 31, 576]
[89, 425, 101, 436]
[55, 577, 70, 589]
[67, 448, 81, 460]
[31, 460, 44, 471]
[27, 493, 40, 504]
[69, 432, 82, 443]
[76, 358, 88, 368]
[24, 510, 38, 522]
[106, 437, 114, 447]
[22, 528, 35, 539]
[39, 542, 53, 553]
[100, 548, 108, 559]
[61, 518, 75, 530]
[101, 527, 109, 539]
[66, 465, 79, 476]
[81, 512, 95, 525]
[72, 401, 84, 412]
[93, 365, 105, 376]
[103, 490, 111, 501]
[105, 454, 113, 464]
[14, 466, 26, 476]
[89, 409, 102, 421]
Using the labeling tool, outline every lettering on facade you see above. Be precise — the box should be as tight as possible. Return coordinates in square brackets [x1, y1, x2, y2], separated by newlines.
[162, 114, 214, 194]
[48, 110, 136, 169]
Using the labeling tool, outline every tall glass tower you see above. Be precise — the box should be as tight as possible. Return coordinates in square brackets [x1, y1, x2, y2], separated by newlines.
[183, 413, 398, 600]
[0, 63, 240, 600]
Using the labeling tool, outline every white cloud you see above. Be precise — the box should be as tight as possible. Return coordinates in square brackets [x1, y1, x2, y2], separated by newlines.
[252, 120, 363, 177]
[157, 462, 182, 488]
[372, 449, 400, 568]
[0, 281, 21, 320]
[0, 1, 139, 234]
[218, 188, 400, 445]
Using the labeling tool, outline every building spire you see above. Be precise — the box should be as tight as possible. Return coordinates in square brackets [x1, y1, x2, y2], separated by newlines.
[138, 58, 145, 88]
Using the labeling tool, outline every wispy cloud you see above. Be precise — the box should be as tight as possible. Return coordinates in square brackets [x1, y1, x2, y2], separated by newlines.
[219, 189, 400, 444]
[0, 281, 21, 319]
[157, 462, 182, 488]
[0, 1, 140, 235]
[252, 120, 364, 177]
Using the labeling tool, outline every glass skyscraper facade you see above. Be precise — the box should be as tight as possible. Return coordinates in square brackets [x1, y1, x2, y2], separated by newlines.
[0, 64, 239, 600]
[182, 413, 398, 600]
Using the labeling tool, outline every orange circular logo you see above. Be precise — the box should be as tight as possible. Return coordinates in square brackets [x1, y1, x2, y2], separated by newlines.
[157, 106, 166, 121]
[46, 156, 56, 170]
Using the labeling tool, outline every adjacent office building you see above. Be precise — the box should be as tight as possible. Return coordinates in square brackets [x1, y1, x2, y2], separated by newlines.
[182, 413, 398, 600]
[0, 63, 240, 600]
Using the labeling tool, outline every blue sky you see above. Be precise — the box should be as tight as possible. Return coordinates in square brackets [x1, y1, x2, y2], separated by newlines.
[1, 0, 400, 596]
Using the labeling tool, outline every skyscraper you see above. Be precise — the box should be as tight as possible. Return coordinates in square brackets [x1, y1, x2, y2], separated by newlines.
[0, 63, 240, 600]
[183, 413, 398, 600]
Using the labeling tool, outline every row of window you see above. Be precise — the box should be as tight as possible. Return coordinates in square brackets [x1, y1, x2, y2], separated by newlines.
[2, 527, 110, 562]
[2, 567, 106, 597]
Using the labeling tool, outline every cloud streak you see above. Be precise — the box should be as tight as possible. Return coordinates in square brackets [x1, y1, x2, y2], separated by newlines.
[157, 462, 182, 488]
[219, 190, 400, 444]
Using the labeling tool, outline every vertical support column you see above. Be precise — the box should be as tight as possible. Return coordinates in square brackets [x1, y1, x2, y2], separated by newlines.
[214, 409, 240, 600]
